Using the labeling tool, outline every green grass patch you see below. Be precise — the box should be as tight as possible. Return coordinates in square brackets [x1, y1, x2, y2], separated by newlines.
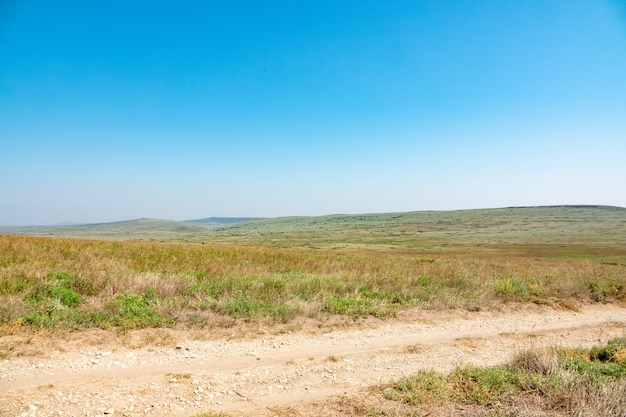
[324, 295, 397, 318]
[110, 290, 169, 329]
[381, 338, 626, 416]
[25, 272, 82, 308]
[589, 280, 625, 302]
[23, 308, 110, 328]
[383, 370, 449, 405]
[449, 366, 520, 405]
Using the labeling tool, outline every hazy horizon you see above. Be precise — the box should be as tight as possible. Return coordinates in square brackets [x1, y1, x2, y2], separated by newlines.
[2, 205, 625, 228]
[2, 1, 626, 226]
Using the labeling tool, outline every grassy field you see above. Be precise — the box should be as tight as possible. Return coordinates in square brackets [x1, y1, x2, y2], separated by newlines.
[1, 206, 624, 334]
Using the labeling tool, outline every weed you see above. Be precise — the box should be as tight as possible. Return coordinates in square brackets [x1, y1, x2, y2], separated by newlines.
[589, 280, 624, 302]
[589, 337, 626, 363]
[383, 370, 449, 405]
[111, 290, 168, 329]
[324, 295, 396, 318]
[23, 309, 109, 329]
[449, 366, 519, 405]
[494, 279, 528, 302]
[26, 272, 82, 308]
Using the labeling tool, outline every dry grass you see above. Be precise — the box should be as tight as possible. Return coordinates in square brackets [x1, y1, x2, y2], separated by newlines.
[0, 234, 624, 341]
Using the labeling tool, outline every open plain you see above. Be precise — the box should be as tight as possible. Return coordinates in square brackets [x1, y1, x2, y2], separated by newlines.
[1, 206, 625, 416]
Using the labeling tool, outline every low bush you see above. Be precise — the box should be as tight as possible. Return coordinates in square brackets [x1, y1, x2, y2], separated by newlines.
[110, 290, 169, 329]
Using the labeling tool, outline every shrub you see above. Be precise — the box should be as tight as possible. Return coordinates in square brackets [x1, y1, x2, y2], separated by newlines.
[25, 272, 82, 309]
[383, 371, 449, 405]
[111, 290, 168, 329]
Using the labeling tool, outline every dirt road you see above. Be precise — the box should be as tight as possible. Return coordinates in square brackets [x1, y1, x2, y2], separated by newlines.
[2, 304, 625, 417]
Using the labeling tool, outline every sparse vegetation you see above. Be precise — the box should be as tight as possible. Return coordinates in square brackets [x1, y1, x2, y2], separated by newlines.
[1, 207, 625, 334]
[182, 339, 626, 417]
[191, 412, 228, 417]
[0, 233, 624, 333]
[374, 338, 626, 417]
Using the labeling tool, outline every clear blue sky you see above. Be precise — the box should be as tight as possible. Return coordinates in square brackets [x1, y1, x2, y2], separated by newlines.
[1, 1, 625, 225]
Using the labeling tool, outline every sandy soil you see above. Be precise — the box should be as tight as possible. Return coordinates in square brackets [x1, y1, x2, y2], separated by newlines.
[1, 304, 625, 417]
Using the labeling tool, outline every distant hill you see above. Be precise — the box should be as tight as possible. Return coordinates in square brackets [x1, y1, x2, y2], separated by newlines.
[2, 206, 625, 249]
[1, 218, 204, 240]
[204, 205, 626, 249]
[184, 217, 262, 227]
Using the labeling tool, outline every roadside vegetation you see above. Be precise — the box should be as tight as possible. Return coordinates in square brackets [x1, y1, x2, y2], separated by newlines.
[182, 338, 626, 417]
[260, 337, 626, 417]
[377, 338, 626, 417]
[0, 231, 624, 334]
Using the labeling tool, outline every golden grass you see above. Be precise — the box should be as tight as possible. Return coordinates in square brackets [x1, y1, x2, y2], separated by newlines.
[0, 234, 624, 338]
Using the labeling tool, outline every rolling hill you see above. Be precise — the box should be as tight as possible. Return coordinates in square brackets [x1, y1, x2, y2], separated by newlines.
[184, 217, 262, 227]
[2, 206, 625, 254]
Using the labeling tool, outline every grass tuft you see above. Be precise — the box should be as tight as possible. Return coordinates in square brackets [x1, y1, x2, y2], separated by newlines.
[379, 338, 626, 416]
[0, 234, 624, 331]
[111, 290, 169, 330]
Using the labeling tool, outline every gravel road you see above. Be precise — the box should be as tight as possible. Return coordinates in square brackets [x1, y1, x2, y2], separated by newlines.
[2, 304, 625, 417]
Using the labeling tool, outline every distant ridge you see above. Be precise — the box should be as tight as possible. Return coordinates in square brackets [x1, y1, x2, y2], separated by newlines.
[505, 204, 613, 210]
[0, 217, 263, 240]
[79, 218, 201, 232]
[0, 218, 203, 239]
[2, 206, 624, 245]
[184, 217, 262, 227]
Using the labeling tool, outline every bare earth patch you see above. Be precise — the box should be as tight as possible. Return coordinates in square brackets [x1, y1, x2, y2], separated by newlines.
[1, 304, 625, 417]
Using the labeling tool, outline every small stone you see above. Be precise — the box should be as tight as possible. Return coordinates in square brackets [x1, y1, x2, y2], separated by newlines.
[28, 404, 38, 411]
[104, 408, 115, 415]
[169, 378, 178, 383]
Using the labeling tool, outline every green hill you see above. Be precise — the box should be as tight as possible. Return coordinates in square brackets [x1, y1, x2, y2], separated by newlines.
[2, 218, 203, 240]
[204, 205, 626, 252]
[184, 217, 262, 227]
[3, 207, 625, 255]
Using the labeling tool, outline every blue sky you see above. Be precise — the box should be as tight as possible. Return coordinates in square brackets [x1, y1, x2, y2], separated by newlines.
[1, 1, 625, 225]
